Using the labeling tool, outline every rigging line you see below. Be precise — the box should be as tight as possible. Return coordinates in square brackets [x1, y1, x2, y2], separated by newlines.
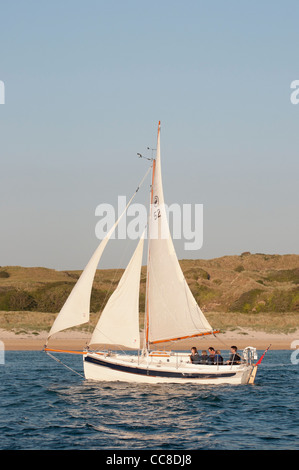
[212, 332, 231, 349]
[45, 351, 85, 378]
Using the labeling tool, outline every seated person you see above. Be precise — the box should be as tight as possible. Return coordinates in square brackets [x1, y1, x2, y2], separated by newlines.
[214, 349, 223, 365]
[207, 346, 216, 364]
[226, 346, 241, 364]
[200, 350, 208, 364]
[189, 347, 201, 364]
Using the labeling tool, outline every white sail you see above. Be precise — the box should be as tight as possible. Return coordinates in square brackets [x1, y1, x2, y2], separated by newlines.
[146, 122, 213, 345]
[89, 233, 145, 349]
[47, 221, 119, 340]
[47, 167, 151, 342]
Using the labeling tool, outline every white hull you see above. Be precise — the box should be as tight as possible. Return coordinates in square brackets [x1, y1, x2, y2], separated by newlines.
[83, 351, 255, 385]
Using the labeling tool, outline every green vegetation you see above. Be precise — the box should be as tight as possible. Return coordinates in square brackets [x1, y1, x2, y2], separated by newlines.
[261, 287, 299, 313]
[183, 267, 210, 280]
[0, 289, 37, 311]
[229, 287, 299, 314]
[194, 285, 218, 303]
[1, 253, 299, 334]
[0, 271, 10, 278]
[229, 288, 263, 313]
[234, 265, 245, 273]
[265, 268, 299, 284]
[0, 282, 111, 314]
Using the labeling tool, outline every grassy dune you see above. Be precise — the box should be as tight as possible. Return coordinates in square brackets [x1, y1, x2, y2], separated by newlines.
[1, 252, 299, 335]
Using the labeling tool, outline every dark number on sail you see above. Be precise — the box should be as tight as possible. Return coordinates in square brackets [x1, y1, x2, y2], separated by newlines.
[154, 209, 161, 220]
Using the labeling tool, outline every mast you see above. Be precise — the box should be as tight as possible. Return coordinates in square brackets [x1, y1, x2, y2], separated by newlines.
[145, 158, 156, 351]
[144, 121, 160, 351]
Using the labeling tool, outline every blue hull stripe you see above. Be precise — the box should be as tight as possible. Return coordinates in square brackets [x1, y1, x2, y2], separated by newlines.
[84, 355, 236, 379]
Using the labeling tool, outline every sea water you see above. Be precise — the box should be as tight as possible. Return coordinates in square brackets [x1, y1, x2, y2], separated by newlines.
[0, 350, 298, 450]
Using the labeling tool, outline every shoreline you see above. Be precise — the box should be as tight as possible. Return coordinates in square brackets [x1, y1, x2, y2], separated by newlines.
[1, 328, 298, 351]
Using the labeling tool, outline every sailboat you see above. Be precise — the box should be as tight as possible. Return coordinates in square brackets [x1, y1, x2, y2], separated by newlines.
[45, 122, 259, 385]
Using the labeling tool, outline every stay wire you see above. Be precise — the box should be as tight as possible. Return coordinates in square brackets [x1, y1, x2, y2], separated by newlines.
[45, 351, 85, 378]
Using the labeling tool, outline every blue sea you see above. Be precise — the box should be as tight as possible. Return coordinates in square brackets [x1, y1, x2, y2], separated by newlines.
[0, 349, 298, 452]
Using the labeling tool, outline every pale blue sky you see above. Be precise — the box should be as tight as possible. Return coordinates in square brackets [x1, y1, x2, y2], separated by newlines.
[0, 1, 299, 269]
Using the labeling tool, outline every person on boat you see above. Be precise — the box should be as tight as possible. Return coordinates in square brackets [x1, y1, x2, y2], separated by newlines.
[189, 347, 201, 364]
[226, 346, 241, 364]
[214, 349, 223, 365]
[200, 350, 208, 364]
[207, 347, 216, 364]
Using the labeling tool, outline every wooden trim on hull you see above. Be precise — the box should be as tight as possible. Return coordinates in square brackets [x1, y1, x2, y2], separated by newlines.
[149, 330, 220, 345]
[84, 355, 237, 380]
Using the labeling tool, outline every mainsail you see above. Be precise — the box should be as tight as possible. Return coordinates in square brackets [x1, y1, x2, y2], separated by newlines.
[145, 122, 213, 346]
[89, 233, 144, 349]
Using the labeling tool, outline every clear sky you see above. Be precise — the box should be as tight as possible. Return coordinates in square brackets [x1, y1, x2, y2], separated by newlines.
[1, 1, 299, 270]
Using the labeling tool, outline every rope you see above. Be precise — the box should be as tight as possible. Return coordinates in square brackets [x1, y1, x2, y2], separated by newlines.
[212, 332, 231, 349]
[45, 350, 85, 379]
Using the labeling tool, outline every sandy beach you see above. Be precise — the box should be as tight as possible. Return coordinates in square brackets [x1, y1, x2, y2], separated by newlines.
[1, 328, 298, 351]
